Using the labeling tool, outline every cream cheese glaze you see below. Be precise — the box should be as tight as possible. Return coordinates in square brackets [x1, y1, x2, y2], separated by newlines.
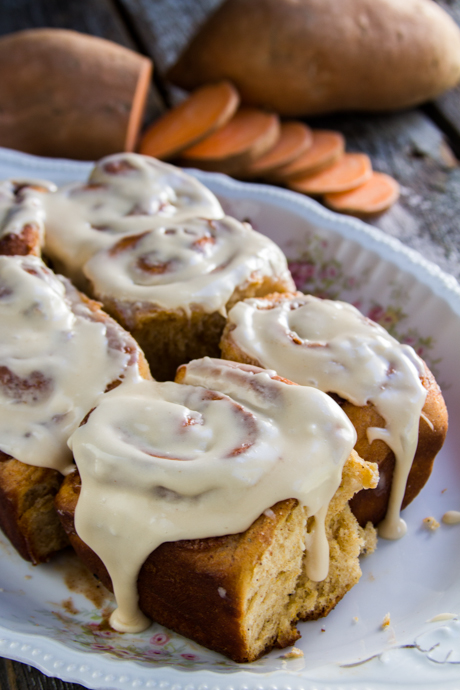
[224, 293, 428, 539]
[69, 357, 357, 634]
[0, 255, 141, 474]
[83, 216, 293, 321]
[0, 179, 55, 252]
[42, 153, 224, 286]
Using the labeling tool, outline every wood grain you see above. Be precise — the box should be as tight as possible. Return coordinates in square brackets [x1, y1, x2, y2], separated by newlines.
[0, 657, 85, 690]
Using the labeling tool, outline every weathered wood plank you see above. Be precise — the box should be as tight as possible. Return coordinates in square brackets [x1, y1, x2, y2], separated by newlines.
[0, 658, 85, 690]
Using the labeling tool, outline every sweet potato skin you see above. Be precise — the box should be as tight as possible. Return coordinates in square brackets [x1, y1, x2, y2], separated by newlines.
[168, 0, 460, 116]
[0, 29, 152, 159]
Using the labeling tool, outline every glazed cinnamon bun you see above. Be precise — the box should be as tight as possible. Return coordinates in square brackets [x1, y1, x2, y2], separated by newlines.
[0, 255, 149, 563]
[220, 292, 448, 535]
[56, 357, 378, 662]
[83, 215, 295, 379]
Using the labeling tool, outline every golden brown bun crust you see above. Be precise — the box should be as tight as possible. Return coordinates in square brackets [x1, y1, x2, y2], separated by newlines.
[220, 296, 448, 526]
[98, 273, 294, 382]
[56, 470, 301, 662]
[0, 450, 69, 564]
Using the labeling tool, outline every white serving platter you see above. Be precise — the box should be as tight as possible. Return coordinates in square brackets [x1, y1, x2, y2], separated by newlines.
[0, 147, 460, 690]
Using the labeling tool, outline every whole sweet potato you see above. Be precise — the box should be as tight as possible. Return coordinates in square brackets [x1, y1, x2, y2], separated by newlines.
[168, 0, 460, 116]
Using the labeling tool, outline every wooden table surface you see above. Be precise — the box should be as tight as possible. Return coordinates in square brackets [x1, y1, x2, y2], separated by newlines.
[1, 0, 460, 687]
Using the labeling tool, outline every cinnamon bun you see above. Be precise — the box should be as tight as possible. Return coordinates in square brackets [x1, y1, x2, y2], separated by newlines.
[83, 215, 295, 379]
[41, 154, 295, 379]
[220, 292, 448, 535]
[0, 254, 149, 563]
[56, 357, 378, 661]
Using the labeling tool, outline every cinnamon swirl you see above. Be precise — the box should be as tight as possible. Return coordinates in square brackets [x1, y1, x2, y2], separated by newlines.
[0, 255, 149, 563]
[56, 357, 378, 661]
[83, 215, 295, 379]
[220, 292, 448, 535]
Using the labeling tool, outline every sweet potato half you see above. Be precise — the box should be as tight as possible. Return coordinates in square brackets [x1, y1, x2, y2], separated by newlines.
[0, 29, 152, 159]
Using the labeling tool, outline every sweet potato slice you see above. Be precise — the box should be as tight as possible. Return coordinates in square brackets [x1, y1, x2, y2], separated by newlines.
[241, 121, 312, 178]
[0, 29, 152, 159]
[272, 130, 345, 181]
[323, 172, 400, 215]
[139, 81, 240, 160]
[288, 153, 372, 196]
[179, 107, 280, 174]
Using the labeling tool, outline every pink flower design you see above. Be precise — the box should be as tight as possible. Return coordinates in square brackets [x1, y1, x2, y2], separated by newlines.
[288, 261, 317, 287]
[367, 305, 385, 323]
[146, 648, 167, 658]
[181, 653, 197, 660]
[93, 629, 115, 638]
[320, 264, 338, 281]
[91, 643, 115, 652]
[150, 632, 170, 646]
[113, 649, 136, 658]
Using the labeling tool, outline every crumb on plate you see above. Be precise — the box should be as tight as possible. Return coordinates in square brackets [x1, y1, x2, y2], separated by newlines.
[423, 516, 440, 531]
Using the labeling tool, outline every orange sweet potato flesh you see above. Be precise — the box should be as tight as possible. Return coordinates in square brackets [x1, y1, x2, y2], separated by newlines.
[0, 29, 152, 160]
[241, 121, 312, 178]
[179, 107, 280, 174]
[272, 130, 345, 181]
[140, 81, 240, 160]
[324, 172, 400, 215]
[288, 153, 372, 195]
